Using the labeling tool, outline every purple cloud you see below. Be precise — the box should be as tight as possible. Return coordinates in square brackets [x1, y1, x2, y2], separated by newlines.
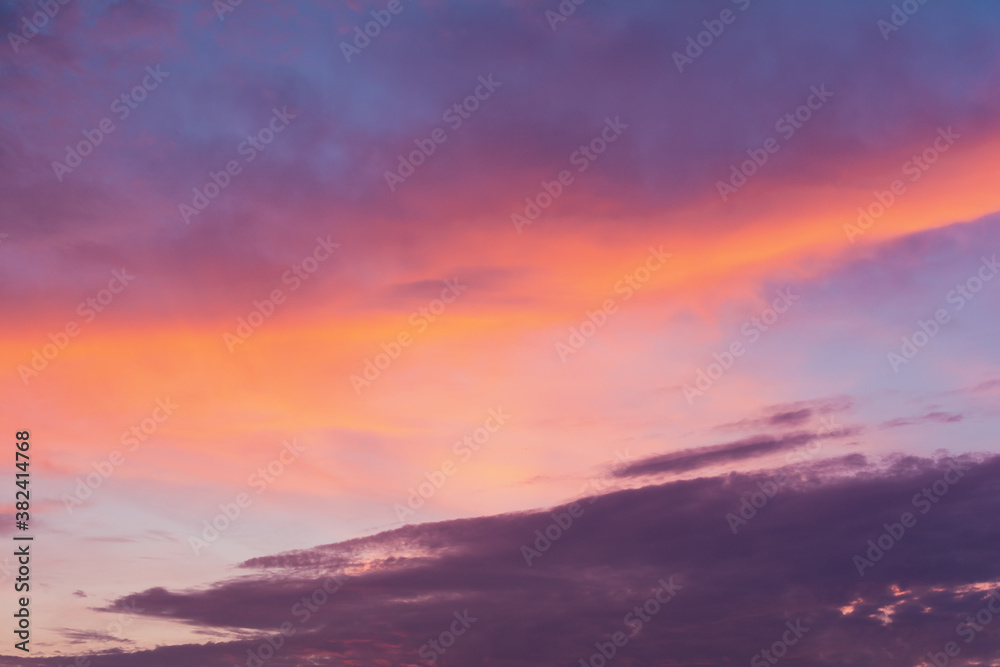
[15, 453, 997, 666]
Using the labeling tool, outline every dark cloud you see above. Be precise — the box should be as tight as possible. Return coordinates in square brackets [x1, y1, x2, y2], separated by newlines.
[769, 408, 813, 426]
[614, 426, 859, 478]
[16, 453, 1000, 666]
[53, 628, 132, 645]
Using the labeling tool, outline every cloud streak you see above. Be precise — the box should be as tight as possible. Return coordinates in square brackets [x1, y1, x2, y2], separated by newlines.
[614, 427, 859, 478]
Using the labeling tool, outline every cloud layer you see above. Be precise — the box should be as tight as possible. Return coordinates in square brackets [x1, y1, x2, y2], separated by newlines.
[13, 453, 992, 666]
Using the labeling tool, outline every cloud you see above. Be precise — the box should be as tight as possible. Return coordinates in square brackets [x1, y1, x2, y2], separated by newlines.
[614, 426, 859, 478]
[956, 377, 1000, 395]
[879, 411, 965, 429]
[4, 0, 1000, 308]
[16, 453, 998, 666]
[715, 396, 854, 432]
[54, 628, 132, 646]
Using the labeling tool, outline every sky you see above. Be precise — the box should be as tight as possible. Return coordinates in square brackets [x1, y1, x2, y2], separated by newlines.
[1, 0, 999, 665]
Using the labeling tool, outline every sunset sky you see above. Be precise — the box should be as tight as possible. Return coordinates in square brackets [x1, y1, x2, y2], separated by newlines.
[2, 0, 1000, 665]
